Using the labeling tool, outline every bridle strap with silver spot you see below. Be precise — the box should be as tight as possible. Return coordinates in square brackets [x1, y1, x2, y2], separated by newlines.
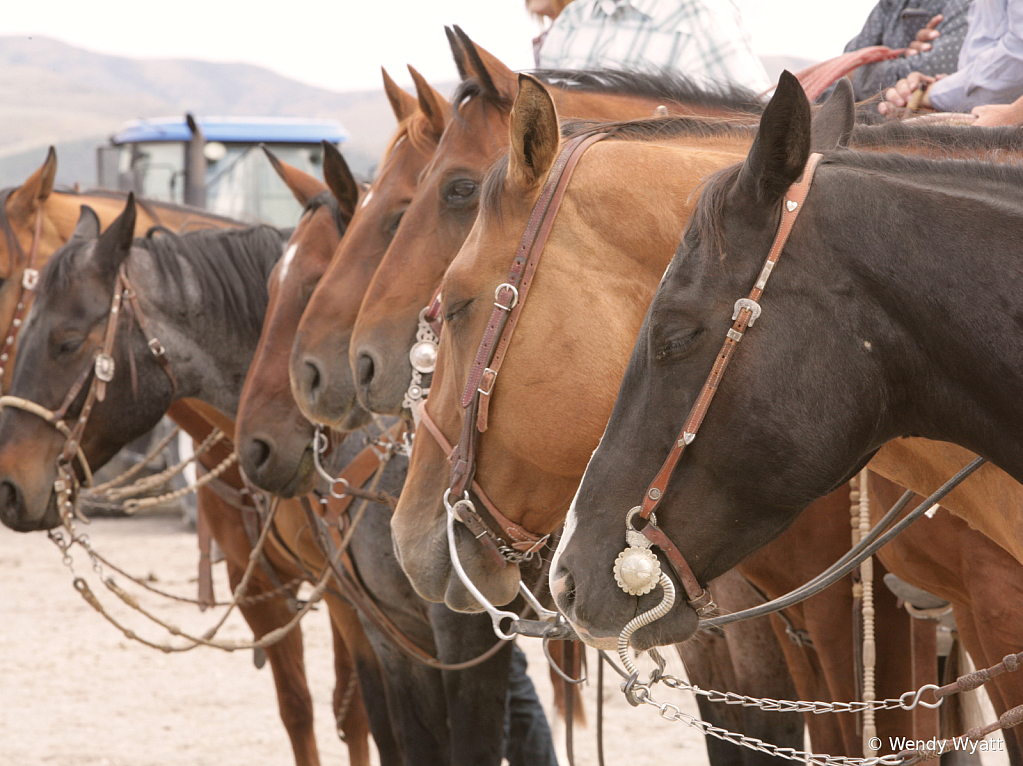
[422, 131, 607, 565]
[0, 188, 45, 389]
[620, 152, 824, 615]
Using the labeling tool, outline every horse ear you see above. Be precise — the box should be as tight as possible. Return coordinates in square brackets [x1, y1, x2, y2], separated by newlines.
[408, 65, 450, 136]
[71, 205, 101, 241]
[382, 67, 418, 123]
[321, 142, 360, 224]
[453, 26, 518, 103]
[261, 144, 327, 207]
[508, 75, 561, 189]
[445, 26, 470, 81]
[93, 194, 136, 277]
[810, 77, 854, 152]
[10, 146, 57, 213]
[734, 71, 812, 206]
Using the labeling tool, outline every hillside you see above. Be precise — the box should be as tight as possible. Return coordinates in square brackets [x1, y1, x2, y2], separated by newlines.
[0, 36, 411, 187]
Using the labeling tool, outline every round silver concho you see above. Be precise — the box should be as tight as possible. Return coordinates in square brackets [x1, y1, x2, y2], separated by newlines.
[409, 340, 437, 374]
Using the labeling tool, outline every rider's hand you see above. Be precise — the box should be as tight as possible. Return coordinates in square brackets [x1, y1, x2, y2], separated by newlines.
[905, 14, 942, 56]
[878, 72, 943, 114]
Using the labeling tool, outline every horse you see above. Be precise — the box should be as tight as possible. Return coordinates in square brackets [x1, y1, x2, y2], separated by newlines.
[551, 70, 1023, 652]
[0, 150, 372, 766]
[393, 74, 1023, 758]
[0, 195, 542, 765]
[292, 26, 766, 429]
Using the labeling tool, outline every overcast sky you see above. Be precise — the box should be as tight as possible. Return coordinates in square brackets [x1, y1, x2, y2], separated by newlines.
[6, 0, 882, 93]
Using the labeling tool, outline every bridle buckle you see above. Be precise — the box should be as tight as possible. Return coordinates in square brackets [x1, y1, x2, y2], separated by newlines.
[21, 268, 39, 290]
[478, 367, 497, 397]
[94, 353, 115, 383]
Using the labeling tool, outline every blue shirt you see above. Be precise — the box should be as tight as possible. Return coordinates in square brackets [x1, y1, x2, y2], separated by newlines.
[928, 0, 1023, 110]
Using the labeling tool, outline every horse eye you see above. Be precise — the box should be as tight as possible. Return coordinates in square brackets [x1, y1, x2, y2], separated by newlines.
[444, 298, 474, 323]
[57, 336, 85, 356]
[655, 328, 703, 362]
[444, 180, 478, 208]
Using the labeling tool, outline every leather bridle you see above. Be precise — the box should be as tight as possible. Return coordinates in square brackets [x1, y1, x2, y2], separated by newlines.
[0, 260, 177, 522]
[0, 187, 46, 389]
[418, 131, 608, 567]
[614, 152, 825, 617]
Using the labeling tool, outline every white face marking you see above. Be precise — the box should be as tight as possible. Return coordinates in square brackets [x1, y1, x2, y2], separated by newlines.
[278, 243, 298, 286]
[863, 340, 873, 351]
[359, 189, 375, 210]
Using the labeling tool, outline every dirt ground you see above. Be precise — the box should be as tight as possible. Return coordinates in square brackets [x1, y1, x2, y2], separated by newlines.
[0, 512, 1011, 766]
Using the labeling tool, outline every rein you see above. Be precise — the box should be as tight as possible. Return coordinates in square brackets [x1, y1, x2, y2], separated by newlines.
[418, 131, 607, 567]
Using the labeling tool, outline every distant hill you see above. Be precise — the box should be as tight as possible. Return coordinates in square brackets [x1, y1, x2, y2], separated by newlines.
[0, 35, 420, 188]
[0, 36, 819, 192]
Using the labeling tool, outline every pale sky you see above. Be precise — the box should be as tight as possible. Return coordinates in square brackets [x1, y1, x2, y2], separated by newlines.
[4, 1, 881, 93]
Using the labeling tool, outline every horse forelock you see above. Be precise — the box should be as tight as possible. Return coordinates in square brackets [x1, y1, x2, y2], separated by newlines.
[381, 110, 441, 166]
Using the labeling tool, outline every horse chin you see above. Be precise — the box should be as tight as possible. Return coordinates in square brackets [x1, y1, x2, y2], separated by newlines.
[0, 486, 61, 532]
[337, 403, 373, 431]
[267, 448, 318, 499]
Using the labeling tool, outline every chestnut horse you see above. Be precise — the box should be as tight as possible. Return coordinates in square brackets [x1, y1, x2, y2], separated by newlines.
[394, 76, 1023, 758]
[553, 72, 1023, 651]
[292, 26, 765, 429]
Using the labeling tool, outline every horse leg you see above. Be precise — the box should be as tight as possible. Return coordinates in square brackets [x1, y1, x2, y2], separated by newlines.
[678, 629, 745, 766]
[714, 572, 805, 766]
[202, 494, 320, 766]
[427, 604, 520, 766]
[322, 592, 405, 766]
[329, 605, 372, 766]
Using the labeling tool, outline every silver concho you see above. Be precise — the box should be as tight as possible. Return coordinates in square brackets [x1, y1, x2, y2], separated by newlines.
[409, 339, 437, 374]
[94, 353, 115, 383]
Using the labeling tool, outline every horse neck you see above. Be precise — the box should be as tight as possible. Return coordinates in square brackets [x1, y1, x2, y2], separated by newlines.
[804, 163, 1023, 482]
[550, 86, 756, 121]
[127, 231, 281, 418]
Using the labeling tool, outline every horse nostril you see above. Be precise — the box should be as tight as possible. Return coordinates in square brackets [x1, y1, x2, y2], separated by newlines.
[242, 438, 274, 475]
[303, 359, 323, 402]
[0, 479, 24, 528]
[552, 562, 577, 610]
[355, 352, 375, 389]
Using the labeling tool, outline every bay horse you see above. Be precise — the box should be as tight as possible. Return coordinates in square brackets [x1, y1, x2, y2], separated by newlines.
[0, 150, 372, 766]
[394, 75, 1023, 758]
[0, 196, 536, 765]
[292, 26, 765, 429]
[551, 70, 1023, 651]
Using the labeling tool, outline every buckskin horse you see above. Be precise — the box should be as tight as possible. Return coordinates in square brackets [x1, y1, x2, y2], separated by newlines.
[551, 72, 1023, 658]
[391, 75, 1023, 759]
[0, 150, 373, 766]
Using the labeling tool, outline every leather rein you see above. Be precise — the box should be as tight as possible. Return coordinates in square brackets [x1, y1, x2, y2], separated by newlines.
[614, 152, 825, 616]
[418, 131, 608, 567]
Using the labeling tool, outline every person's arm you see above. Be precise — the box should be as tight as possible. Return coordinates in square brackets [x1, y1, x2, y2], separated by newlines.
[929, 2, 1023, 111]
[852, 5, 969, 99]
[972, 93, 1023, 125]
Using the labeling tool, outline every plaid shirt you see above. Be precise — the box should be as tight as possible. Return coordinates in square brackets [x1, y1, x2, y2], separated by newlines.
[537, 0, 771, 92]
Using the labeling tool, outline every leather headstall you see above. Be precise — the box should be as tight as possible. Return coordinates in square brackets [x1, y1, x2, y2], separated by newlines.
[419, 130, 608, 566]
[627, 152, 824, 615]
[0, 187, 45, 389]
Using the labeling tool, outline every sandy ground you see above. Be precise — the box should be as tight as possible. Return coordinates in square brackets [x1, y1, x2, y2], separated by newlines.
[0, 512, 1011, 766]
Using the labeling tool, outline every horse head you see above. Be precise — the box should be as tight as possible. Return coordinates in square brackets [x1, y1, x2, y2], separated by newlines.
[0, 198, 175, 531]
[291, 65, 450, 429]
[235, 145, 359, 496]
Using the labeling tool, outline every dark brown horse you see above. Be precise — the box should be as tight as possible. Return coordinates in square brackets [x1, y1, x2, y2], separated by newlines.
[553, 71, 1023, 650]
[292, 27, 765, 429]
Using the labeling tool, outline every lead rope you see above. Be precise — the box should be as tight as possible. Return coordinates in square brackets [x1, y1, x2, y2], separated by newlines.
[853, 470, 879, 757]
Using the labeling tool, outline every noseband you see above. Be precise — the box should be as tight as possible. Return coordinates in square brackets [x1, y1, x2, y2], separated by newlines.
[613, 152, 824, 617]
[418, 131, 607, 566]
[0, 261, 177, 522]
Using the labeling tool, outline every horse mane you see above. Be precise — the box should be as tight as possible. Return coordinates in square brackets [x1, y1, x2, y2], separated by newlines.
[380, 109, 442, 164]
[479, 114, 756, 225]
[849, 121, 1023, 158]
[141, 225, 286, 341]
[40, 225, 286, 343]
[303, 190, 349, 237]
[51, 186, 246, 227]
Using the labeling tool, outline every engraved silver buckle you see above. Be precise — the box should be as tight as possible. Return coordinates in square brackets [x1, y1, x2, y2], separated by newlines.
[22, 268, 39, 290]
[732, 298, 762, 326]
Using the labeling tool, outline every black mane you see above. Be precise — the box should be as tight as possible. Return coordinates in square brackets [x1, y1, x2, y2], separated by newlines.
[40, 224, 287, 342]
[453, 68, 765, 121]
